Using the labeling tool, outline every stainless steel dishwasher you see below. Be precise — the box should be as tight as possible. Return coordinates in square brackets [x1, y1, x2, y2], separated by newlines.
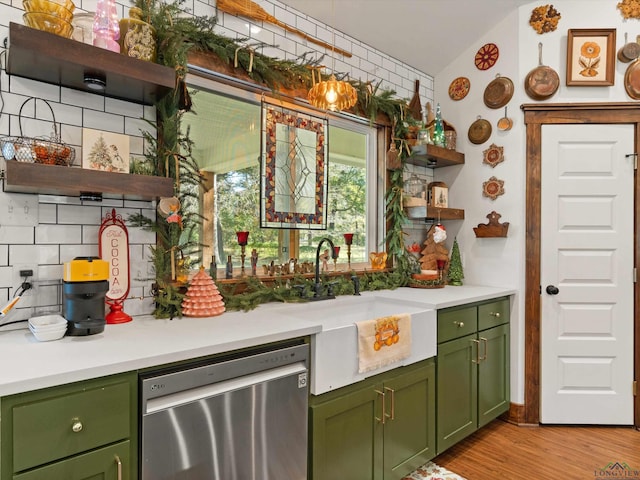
[140, 341, 309, 480]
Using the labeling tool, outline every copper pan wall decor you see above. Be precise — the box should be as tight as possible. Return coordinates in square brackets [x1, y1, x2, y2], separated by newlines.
[524, 42, 559, 100]
[483, 74, 514, 109]
[468, 116, 492, 145]
[624, 58, 640, 99]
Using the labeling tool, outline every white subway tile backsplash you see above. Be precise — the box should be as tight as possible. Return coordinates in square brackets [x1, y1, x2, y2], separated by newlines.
[37, 203, 57, 224]
[35, 225, 82, 244]
[0, 226, 33, 244]
[59, 245, 98, 264]
[9, 77, 60, 101]
[58, 205, 102, 225]
[61, 88, 106, 111]
[82, 110, 125, 133]
[38, 264, 64, 281]
[38, 194, 82, 205]
[106, 98, 145, 118]
[10, 244, 58, 264]
[0, 245, 8, 265]
[81, 225, 99, 244]
[127, 227, 156, 245]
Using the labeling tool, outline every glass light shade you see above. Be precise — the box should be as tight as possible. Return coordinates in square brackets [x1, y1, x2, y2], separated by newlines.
[308, 74, 357, 112]
[236, 231, 249, 246]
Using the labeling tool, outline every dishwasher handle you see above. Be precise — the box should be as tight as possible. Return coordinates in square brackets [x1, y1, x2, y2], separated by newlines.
[144, 362, 307, 415]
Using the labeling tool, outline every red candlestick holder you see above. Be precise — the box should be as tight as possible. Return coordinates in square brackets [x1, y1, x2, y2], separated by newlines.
[333, 246, 341, 271]
[236, 231, 249, 276]
[436, 258, 447, 282]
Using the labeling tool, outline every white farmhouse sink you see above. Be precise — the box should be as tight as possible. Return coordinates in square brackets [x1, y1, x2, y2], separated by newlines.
[268, 293, 436, 395]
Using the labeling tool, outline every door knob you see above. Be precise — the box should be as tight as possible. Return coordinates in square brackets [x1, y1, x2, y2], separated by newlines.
[545, 285, 559, 295]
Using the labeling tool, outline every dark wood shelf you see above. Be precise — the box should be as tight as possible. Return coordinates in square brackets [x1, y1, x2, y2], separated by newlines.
[7, 22, 175, 105]
[406, 144, 465, 168]
[405, 205, 464, 221]
[3, 161, 174, 200]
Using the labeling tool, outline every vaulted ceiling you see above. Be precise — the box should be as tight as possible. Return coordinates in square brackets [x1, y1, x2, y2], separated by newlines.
[278, 0, 534, 77]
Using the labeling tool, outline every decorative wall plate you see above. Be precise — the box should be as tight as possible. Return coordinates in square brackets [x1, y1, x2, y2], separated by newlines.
[483, 143, 504, 168]
[529, 4, 561, 34]
[475, 43, 499, 70]
[448, 77, 470, 100]
[482, 176, 505, 200]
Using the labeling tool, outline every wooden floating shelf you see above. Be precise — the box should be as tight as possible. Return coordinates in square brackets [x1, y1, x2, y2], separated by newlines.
[7, 22, 175, 105]
[404, 206, 465, 221]
[406, 144, 465, 168]
[473, 211, 509, 237]
[3, 161, 174, 200]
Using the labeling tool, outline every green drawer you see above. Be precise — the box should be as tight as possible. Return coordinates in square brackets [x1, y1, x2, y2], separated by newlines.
[478, 298, 510, 331]
[13, 382, 130, 472]
[437, 306, 477, 343]
[13, 440, 130, 480]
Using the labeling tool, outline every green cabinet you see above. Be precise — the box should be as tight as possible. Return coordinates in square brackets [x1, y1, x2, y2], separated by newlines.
[309, 358, 436, 480]
[1, 372, 137, 480]
[436, 297, 510, 454]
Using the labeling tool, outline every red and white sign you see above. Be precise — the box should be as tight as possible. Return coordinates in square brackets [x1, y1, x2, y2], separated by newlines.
[99, 208, 131, 324]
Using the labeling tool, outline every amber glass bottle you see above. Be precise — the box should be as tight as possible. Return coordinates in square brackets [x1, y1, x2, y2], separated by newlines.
[118, 7, 156, 62]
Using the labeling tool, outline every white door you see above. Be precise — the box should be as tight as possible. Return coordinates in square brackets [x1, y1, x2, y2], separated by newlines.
[540, 124, 635, 424]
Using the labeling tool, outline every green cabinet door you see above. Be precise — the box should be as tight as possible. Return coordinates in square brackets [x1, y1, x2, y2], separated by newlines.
[436, 333, 478, 455]
[383, 361, 436, 479]
[478, 323, 510, 428]
[309, 359, 436, 480]
[13, 440, 130, 480]
[310, 381, 383, 480]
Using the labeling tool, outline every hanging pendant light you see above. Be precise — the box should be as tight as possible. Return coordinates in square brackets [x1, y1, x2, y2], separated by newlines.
[307, 2, 356, 112]
[308, 70, 357, 112]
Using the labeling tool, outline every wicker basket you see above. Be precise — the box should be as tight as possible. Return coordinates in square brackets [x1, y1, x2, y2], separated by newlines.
[0, 97, 75, 166]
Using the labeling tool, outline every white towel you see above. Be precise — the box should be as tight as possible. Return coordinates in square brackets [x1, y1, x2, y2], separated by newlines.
[356, 313, 412, 374]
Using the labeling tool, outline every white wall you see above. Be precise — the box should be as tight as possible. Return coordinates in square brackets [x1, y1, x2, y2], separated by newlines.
[434, 0, 635, 404]
[0, 0, 435, 322]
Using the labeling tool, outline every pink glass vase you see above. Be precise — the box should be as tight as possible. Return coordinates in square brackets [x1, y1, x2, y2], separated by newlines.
[93, 0, 120, 53]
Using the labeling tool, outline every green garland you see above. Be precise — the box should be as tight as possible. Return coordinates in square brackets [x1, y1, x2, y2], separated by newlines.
[131, 0, 415, 316]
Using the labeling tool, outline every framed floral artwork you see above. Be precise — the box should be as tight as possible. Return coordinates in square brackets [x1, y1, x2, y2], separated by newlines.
[566, 28, 616, 86]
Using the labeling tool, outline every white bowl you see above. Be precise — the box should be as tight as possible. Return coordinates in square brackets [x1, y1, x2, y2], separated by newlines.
[29, 323, 67, 333]
[29, 314, 66, 329]
[30, 326, 66, 342]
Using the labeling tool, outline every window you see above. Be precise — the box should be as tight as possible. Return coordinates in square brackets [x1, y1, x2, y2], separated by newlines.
[182, 75, 381, 274]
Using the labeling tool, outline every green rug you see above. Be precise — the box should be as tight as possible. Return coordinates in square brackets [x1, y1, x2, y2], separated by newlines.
[402, 461, 467, 480]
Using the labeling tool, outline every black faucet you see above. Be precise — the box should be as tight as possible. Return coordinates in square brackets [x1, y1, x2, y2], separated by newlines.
[312, 237, 336, 300]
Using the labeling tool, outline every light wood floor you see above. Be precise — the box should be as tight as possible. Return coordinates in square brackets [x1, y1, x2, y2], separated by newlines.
[434, 420, 640, 480]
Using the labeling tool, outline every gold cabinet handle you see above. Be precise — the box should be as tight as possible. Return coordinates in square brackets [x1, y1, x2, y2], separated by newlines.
[480, 337, 488, 361]
[374, 389, 386, 424]
[384, 386, 395, 421]
[71, 420, 83, 433]
[490, 311, 501, 318]
[455, 321, 465, 328]
[471, 339, 480, 364]
[115, 454, 123, 480]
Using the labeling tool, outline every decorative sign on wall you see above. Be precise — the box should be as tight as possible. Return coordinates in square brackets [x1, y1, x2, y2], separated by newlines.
[99, 208, 132, 324]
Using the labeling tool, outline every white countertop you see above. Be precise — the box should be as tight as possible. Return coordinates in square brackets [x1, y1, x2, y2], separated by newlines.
[0, 285, 515, 397]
